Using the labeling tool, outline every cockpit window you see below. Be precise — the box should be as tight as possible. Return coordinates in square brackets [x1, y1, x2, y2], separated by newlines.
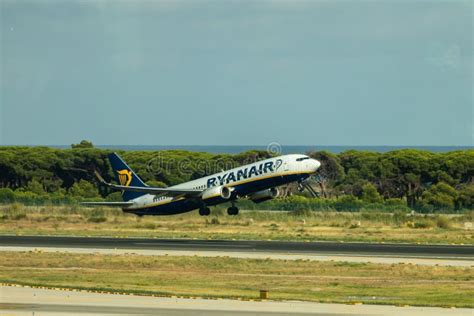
[296, 157, 310, 162]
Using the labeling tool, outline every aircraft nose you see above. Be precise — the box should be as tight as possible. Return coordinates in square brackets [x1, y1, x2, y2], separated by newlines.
[310, 159, 321, 172]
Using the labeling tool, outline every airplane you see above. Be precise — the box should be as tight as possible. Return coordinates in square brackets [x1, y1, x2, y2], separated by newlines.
[83, 152, 321, 216]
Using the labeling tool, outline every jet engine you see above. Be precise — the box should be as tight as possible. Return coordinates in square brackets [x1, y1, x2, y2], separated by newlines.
[201, 185, 232, 200]
[249, 188, 279, 203]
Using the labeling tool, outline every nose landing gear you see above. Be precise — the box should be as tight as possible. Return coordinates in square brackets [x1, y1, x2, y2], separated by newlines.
[297, 182, 305, 192]
[298, 180, 319, 197]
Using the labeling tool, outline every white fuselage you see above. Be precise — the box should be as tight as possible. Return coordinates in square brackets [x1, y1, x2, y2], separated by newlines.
[128, 154, 320, 211]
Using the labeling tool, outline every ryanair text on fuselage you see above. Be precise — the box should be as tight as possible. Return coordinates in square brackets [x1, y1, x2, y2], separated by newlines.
[207, 160, 281, 188]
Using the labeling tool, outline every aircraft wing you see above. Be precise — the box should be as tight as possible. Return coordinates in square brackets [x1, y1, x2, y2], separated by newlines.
[94, 171, 203, 197]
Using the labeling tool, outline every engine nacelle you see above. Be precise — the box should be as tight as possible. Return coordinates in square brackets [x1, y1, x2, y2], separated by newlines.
[201, 185, 232, 200]
[249, 188, 279, 203]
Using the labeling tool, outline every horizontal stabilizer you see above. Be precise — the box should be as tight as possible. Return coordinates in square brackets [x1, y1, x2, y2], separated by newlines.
[81, 201, 135, 207]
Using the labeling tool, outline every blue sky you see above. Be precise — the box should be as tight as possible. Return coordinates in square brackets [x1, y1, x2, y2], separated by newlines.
[1, 0, 472, 146]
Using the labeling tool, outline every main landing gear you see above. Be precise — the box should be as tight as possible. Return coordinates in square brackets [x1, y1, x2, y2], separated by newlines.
[199, 203, 239, 216]
[199, 206, 211, 216]
[227, 201, 239, 216]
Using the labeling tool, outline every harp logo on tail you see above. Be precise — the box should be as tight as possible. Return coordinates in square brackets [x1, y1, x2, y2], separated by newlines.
[117, 169, 132, 187]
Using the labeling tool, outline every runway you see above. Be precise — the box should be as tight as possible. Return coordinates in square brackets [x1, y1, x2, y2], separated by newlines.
[0, 235, 472, 258]
[1, 286, 472, 316]
[0, 235, 473, 266]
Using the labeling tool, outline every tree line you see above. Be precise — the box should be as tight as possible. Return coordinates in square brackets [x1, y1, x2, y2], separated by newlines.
[0, 144, 472, 212]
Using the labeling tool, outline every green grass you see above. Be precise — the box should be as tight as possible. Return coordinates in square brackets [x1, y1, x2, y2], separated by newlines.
[0, 204, 473, 244]
[0, 251, 472, 307]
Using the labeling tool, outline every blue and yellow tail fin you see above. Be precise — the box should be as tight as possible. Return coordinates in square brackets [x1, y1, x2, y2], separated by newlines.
[108, 152, 148, 201]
